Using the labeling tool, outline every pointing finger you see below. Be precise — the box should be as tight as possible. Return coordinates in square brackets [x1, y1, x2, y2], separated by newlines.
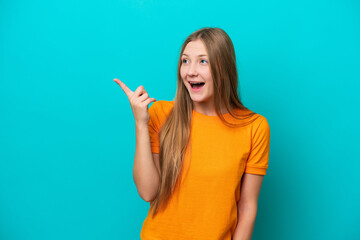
[113, 78, 133, 99]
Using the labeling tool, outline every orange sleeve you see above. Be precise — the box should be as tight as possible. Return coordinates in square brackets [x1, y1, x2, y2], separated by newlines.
[244, 116, 271, 175]
[148, 101, 160, 154]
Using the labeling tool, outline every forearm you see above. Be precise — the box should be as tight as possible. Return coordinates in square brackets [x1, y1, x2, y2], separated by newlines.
[133, 123, 160, 202]
[232, 205, 257, 240]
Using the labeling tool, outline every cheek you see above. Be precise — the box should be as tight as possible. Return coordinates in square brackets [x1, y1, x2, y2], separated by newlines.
[199, 68, 210, 77]
[205, 77, 213, 90]
[180, 70, 187, 82]
[202, 72, 212, 83]
[180, 67, 184, 76]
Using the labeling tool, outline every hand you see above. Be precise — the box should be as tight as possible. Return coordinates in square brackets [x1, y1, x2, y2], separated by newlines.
[113, 78, 157, 126]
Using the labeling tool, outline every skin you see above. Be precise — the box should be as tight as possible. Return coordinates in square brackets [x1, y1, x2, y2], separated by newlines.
[180, 40, 265, 239]
[180, 39, 228, 116]
[114, 79, 160, 201]
[113, 79, 156, 126]
[232, 173, 264, 240]
[114, 40, 265, 238]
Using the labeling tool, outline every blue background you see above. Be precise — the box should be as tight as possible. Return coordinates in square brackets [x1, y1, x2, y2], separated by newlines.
[1, 0, 359, 239]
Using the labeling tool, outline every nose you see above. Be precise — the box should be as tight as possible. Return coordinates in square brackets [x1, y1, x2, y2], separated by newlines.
[187, 62, 198, 76]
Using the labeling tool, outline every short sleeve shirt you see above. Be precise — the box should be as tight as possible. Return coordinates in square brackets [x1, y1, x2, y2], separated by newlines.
[141, 100, 271, 240]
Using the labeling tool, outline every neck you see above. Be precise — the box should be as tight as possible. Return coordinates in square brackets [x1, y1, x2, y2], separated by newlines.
[193, 102, 228, 116]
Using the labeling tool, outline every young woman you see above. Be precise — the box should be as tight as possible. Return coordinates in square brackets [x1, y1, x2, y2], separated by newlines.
[114, 27, 270, 240]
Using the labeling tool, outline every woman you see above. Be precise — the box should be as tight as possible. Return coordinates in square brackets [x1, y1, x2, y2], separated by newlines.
[114, 27, 270, 240]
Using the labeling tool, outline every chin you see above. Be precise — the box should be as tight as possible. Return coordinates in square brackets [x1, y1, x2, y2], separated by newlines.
[190, 96, 206, 103]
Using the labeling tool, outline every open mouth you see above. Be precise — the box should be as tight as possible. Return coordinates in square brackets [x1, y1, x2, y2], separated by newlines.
[189, 81, 205, 89]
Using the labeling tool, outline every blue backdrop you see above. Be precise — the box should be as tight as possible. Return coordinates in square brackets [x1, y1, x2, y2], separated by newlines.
[1, 0, 359, 239]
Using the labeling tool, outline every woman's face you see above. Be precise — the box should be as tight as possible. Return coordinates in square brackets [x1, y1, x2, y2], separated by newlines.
[180, 39, 214, 105]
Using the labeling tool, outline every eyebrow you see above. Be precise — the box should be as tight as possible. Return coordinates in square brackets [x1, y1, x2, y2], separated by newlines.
[182, 53, 208, 57]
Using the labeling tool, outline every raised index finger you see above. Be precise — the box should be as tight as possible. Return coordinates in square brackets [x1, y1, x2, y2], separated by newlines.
[113, 78, 133, 99]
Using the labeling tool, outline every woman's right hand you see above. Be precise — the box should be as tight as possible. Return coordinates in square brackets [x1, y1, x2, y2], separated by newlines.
[114, 78, 157, 126]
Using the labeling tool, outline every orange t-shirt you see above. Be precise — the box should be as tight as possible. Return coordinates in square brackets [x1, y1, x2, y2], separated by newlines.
[140, 100, 270, 240]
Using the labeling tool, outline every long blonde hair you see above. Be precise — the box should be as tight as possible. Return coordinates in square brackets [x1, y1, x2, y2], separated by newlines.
[149, 27, 259, 218]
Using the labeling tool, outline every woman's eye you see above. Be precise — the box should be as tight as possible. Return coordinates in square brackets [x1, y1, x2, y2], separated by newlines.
[182, 59, 188, 64]
[201, 59, 208, 64]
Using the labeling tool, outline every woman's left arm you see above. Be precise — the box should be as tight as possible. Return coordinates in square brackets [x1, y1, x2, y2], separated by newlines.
[232, 173, 264, 240]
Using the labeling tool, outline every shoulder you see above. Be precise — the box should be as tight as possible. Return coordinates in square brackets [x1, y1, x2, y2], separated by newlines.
[253, 114, 268, 125]
[231, 108, 269, 128]
[232, 108, 270, 131]
[149, 100, 174, 114]
[148, 100, 174, 124]
[250, 113, 270, 136]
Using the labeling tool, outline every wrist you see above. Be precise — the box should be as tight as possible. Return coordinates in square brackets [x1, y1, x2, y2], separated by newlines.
[135, 122, 148, 130]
